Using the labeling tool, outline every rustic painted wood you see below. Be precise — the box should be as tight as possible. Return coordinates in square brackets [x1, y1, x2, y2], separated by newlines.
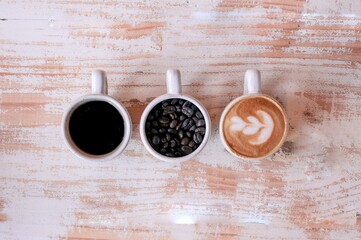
[1, 0, 361, 239]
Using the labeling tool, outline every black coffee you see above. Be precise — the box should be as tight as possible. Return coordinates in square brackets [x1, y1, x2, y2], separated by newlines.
[69, 101, 124, 155]
[145, 98, 206, 157]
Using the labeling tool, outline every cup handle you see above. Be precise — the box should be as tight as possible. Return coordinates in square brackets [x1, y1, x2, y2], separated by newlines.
[166, 69, 182, 95]
[244, 69, 261, 95]
[92, 69, 108, 95]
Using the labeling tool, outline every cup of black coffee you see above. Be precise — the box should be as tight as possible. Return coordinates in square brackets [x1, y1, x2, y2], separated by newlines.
[62, 70, 132, 161]
[140, 69, 211, 162]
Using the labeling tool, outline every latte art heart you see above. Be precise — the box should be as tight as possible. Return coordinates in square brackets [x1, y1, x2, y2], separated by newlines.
[230, 110, 274, 145]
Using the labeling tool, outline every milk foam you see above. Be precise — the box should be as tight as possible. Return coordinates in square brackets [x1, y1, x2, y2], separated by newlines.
[230, 110, 274, 145]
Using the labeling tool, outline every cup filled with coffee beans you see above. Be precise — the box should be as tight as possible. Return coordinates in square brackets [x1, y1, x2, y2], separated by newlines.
[220, 69, 288, 160]
[62, 70, 132, 161]
[140, 69, 211, 162]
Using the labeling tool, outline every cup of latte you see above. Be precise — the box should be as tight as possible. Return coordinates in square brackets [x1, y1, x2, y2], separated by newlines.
[140, 69, 211, 162]
[62, 70, 132, 161]
[219, 69, 288, 159]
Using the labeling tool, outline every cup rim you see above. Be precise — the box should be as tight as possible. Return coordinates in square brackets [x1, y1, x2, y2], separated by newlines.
[140, 93, 211, 163]
[61, 94, 132, 161]
[219, 93, 288, 160]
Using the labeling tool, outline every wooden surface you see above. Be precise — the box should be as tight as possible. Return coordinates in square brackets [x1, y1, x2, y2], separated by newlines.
[1, 0, 361, 239]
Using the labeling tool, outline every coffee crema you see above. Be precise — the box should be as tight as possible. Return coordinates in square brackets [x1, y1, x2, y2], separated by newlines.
[222, 96, 286, 158]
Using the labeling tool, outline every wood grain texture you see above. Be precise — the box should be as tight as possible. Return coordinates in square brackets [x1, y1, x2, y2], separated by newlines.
[1, 0, 361, 239]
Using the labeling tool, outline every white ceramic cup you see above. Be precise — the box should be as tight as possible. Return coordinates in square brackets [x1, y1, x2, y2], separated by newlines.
[62, 70, 132, 161]
[219, 69, 288, 160]
[140, 69, 211, 162]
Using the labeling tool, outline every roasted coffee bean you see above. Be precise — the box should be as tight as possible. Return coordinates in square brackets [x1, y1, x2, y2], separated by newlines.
[178, 130, 184, 139]
[170, 140, 176, 148]
[155, 109, 161, 118]
[196, 119, 205, 127]
[195, 127, 205, 134]
[160, 149, 167, 154]
[151, 128, 158, 134]
[168, 128, 177, 134]
[182, 107, 194, 117]
[186, 131, 191, 138]
[171, 99, 178, 105]
[192, 117, 199, 122]
[179, 99, 184, 105]
[159, 128, 166, 134]
[183, 119, 193, 130]
[159, 117, 170, 124]
[169, 113, 177, 119]
[165, 152, 174, 157]
[182, 119, 190, 129]
[181, 146, 192, 155]
[152, 121, 158, 127]
[195, 111, 203, 119]
[148, 115, 154, 121]
[188, 141, 195, 147]
[188, 119, 194, 127]
[164, 105, 175, 114]
[189, 125, 196, 132]
[162, 102, 169, 109]
[166, 133, 171, 141]
[161, 137, 167, 143]
[179, 115, 186, 121]
[152, 136, 160, 145]
[176, 123, 182, 130]
[176, 105, 181, 112]
[160, 122, 169, 127]
[193, 132, 203, 144]
[182, 101, 191, 108]
[170, 120, 178, 128]
[181, 137, 189, 145]
[163, 142, 169, 148]
[146, 121, 151, 130]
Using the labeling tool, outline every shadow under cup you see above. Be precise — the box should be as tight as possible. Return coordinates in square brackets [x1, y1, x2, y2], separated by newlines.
[221, 95, 288, 159]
